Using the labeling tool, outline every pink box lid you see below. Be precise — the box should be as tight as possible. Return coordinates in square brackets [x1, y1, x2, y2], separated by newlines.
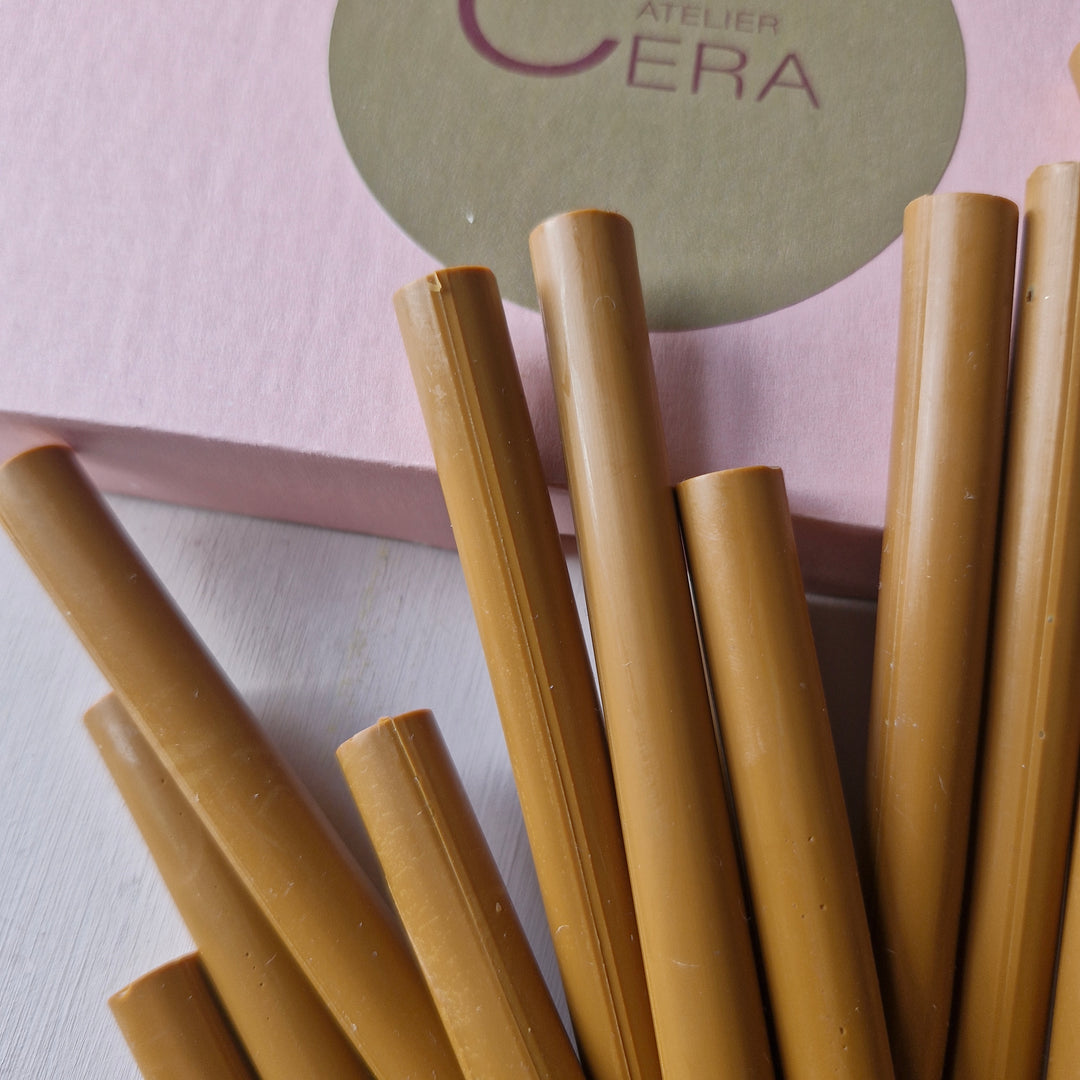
[1, 1, 1076, 597]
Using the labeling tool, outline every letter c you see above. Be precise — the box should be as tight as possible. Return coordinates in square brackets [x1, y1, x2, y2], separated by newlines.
[458, 0, 619, 77]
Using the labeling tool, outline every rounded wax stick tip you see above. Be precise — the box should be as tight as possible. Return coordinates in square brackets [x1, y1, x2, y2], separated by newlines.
[338, 709, 586, 1080]
[392, 264, 498, 313]
[678, 464, 783, 505]
[1, 442, 71, 471]
[528, 209, 636, 273]
[530, 206, 630, 235]
[87, 692, 376, 1080]
[110, 954, 256, 1079]
[905, 188, 1018, 215]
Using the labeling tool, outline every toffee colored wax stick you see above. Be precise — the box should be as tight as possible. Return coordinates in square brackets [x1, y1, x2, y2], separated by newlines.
[530, 210, 773, 1080]
[1047, 781, 1080, 1078]
[87, 694, 374, 1080]
[864, 192, 1017, 1080]
[109, 954, 257, 1080]
[1071, 43, 1080, 97]
[0, 446, 462, 1080]
[394, 267, 660, 1080]
[677, 466, 894, 1080]
[951, 162, 1080, 1080]
[338, 709, 585, 1080]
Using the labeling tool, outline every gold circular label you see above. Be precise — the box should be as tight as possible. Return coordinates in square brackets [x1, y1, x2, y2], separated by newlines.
[330, 1, 965, 329]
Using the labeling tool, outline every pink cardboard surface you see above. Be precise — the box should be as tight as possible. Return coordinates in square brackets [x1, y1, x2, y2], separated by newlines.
[1, 1, 1077, 596]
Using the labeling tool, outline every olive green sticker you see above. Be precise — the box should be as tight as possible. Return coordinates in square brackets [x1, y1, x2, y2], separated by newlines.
[329, 1, 965, 329]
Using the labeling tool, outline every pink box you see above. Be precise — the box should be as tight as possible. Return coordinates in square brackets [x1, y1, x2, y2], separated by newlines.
[2, 0, 1076, 598]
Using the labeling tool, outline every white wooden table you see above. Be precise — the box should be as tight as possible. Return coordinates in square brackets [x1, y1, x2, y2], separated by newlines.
[0, 493, 875, 1078]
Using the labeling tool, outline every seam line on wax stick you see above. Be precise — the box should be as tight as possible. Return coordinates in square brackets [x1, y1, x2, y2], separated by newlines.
[429, 275, 628, 1033]
[383, 715, 550, 1068]
[434, 279, 581, 810]
[426, 271, 649, 1079]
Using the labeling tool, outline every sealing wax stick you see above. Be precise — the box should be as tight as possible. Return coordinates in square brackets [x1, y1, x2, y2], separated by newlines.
[394, 267, 660, 1080]
[338, 709, 585, 1080]
[677, 465, 894, 1080]
[0, 445, 462, 1080]
[109, 954, 257, 1080]
[1070, 42, 1080, 97]
[1047, 784, 1080, 1078]
[864, 192, 1017, 1080]
[951, 162, 1080, 1080]
[530, 210, 773, 1080]
[86, 693, 374, 1080]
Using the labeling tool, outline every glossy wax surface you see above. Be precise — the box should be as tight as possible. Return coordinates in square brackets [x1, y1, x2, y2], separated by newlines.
[1001, 163, 1080, 1080]
[530, 210, 773, 1079]
[394, 267, 659, 1080]
[338, 710, 584, 1080]
[952, 162, 1080, 1080]
[1050, 779, 1080, 1079]
[864, 192, 1017, 1080]
[678, 466, 893, 1080]
[109, 954, 256, 1080]
[0, 445, 463, 1080]
[87, 693, 374, 1080]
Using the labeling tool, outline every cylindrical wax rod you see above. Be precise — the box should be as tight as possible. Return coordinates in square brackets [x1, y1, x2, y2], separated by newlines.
[0, 445, 462, 1080]
[1047, 782, 1080, 1077]
[87, 693, 374, 1080]
[1071, 43, 1080, 97]
[530, 210, 773, 1080]
[337, 710, 585, 1080]
[951, 162, 1080, 1080]
[864, 192, 1017, 1080]
[677, 465, 894, 1080]
[394, 267, 660, 1080]
[109, 954, 257, 1080]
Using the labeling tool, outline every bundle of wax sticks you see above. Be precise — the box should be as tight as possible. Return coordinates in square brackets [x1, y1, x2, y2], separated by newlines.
[2, 162, 1080, 1080]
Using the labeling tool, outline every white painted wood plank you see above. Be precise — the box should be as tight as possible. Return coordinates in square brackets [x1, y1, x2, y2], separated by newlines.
[0, 495, 572, 1077]
[0, 492, 875, 1078]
